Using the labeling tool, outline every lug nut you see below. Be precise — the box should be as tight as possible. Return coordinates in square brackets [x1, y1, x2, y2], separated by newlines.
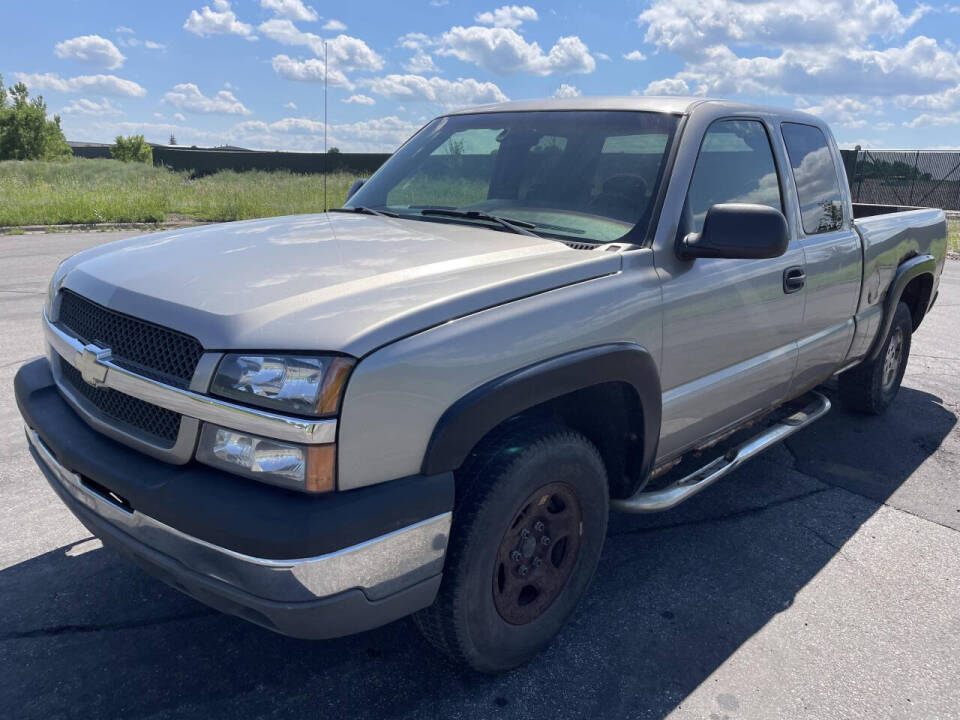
[534, 521, 544, 532]
[541, 536, 551, 546]
[510, 550, 521, 562]
[520, 529, 531, 539]
[518, 565, 529, 576]
[532, 557, 542, 568]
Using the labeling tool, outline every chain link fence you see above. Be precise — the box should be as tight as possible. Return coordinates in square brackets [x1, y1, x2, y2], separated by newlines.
[841, 148, 960, 211]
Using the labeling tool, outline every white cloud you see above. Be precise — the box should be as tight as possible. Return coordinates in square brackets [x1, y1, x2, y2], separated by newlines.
[162, 83, 252, 115]
[903, 113, 960, 128]
[323, 19, 347, 31]
[270, 54, 353, 88]
[260, 0, 318, 22]
[362, 74, 508, 108]
[649, 37, 960, 98]
[284, 101, 297, 109]
[184, 1, 254, 37]
[258, 17, 324, 52]
[174, 112, 186, 121]
[54, 35, 126, 70]
[398, 32, 432, 50]
[343, 94, 376, 105]
[553, 83, 580, 98]
[144, 40, 166, 50]
[623, 50, 646, 62]
[116, 26, 135, 34]
[796, 97, 877, 128]
[897, 83, 960, 111]
[638, 0, 927, 57]
[595, 52, 611, 61]
[61, 97, 122, 116]
[475, 5, 538, 29]
[439, 27, 596, 75]
[643, 77, 692, 95]
[233, 115, 422, 152]
[258, 20, 383, 70]
[326, 34, 385, 71]
[15, 72, 147, 97]
[328, 116, 423, 151]
[404, 49, 439, 73]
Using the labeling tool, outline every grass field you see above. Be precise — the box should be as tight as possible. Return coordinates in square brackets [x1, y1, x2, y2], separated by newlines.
[0, 159, 361, 227]
[949, 216, 960, 254]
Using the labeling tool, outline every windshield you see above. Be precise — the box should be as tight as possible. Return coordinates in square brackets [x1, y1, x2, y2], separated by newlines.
[346, 110, 680, 244]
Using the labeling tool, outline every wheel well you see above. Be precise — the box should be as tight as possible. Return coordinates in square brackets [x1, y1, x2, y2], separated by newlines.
[899, 273, 934, 330]
[460, 382, 645, 500]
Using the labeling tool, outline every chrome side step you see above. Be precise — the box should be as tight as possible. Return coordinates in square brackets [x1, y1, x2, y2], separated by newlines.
[612, 392, 831, 514]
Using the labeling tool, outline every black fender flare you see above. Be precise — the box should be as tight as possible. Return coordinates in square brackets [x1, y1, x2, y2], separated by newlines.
[421, 343, 661, 483]
[866, 254, 936, 362]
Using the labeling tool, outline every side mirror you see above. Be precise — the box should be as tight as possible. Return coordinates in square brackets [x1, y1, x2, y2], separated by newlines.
[346, 178, 366, 201]
[679, 203, 789, 260]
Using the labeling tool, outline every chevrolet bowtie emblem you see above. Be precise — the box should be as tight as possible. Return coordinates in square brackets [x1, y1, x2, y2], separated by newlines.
[76, 343, 111, 387]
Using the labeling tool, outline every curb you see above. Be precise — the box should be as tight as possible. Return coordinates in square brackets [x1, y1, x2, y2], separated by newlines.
[0, 220, 210, 235]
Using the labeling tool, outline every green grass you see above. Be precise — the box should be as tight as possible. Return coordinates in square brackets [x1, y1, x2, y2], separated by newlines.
[948, 216, 959, 254]
[0, 158, 361, 226]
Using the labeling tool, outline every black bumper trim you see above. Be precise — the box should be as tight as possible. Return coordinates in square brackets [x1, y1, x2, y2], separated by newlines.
[16, 357, 454, 560]
[41, 456, 440, 638]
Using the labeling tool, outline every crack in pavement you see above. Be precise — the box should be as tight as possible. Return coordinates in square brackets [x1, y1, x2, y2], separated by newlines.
[0, 609, 216, 641]
[609, 487, 833, 537]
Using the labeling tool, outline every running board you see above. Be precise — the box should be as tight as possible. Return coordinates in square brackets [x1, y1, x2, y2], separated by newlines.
[612, 392, 831, 514]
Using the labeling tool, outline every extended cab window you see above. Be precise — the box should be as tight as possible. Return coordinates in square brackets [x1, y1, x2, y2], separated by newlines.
[685, 120, 782, 234]
[781, 123, 844, 234]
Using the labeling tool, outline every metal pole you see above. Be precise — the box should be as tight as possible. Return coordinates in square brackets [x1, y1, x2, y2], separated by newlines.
[323, 41, 328, 212]
[908, 149, 920, 206]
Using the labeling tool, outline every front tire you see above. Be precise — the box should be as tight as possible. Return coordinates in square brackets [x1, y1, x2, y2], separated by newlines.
[413, 425, 609, 673]
[839, 301, 913, 415]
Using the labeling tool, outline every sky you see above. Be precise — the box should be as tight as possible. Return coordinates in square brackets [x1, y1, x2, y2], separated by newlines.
[4, 0, 960, 152]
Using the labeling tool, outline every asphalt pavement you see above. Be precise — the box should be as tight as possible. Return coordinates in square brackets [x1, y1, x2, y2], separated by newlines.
[1, 231, 958, 720]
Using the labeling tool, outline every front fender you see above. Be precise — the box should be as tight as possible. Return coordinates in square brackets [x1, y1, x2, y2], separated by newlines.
[421, 343, 661, 483]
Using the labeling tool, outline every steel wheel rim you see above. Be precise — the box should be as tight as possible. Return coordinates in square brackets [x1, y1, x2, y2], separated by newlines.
[882, 328, 904, 391]
[492, 482, 583, 625]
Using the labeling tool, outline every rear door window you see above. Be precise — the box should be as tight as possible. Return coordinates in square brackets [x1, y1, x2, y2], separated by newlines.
[685, 120, 782, 234]
[781, 123, 844, 234]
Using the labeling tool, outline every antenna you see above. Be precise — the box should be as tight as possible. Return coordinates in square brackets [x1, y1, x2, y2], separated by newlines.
[323, 40, 328, 212]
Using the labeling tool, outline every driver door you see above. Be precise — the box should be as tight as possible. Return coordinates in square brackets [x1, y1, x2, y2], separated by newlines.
[656, 118, 806, 463]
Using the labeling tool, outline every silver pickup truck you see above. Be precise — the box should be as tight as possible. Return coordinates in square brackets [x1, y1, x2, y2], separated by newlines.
[16, 97, 946, 672]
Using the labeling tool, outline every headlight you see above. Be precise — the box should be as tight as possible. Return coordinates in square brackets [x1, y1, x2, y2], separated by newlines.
[46, 260, 67, 316]
[210, 354, 354, 416]
[196, 424, 336, 493]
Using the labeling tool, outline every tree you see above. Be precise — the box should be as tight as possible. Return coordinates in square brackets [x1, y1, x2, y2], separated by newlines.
[169, 134, 177, 146]
[111, 134, 153, 163]
[0, 73, 71, 160]
[327, 146, 340, 154]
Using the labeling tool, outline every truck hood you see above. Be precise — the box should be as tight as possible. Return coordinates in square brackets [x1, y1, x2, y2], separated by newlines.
[59, 213, 621, 356]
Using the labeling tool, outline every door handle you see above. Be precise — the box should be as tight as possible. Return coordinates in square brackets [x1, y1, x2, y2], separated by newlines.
[783, 266, 805, 294]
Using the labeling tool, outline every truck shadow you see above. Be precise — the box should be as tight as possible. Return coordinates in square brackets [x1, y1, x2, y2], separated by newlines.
[0, 385, 955, 720]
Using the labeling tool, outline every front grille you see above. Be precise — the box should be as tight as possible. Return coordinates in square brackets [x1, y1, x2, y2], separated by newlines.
[57, 289, 203, 388]
[59, 357, 181, 447]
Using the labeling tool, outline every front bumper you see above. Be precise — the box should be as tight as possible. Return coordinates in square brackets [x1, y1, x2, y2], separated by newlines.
[16, 357, 454, 639]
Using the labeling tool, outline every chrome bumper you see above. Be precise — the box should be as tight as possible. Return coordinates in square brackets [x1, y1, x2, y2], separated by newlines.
[27, 426, 451, 604]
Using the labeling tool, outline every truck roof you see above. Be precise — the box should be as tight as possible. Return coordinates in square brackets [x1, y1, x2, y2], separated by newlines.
[445, 96, 824, 125]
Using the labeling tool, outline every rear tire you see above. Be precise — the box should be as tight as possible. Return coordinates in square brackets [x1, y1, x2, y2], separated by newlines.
[838, 301, 912, 415]
[413, 424, 609, 673]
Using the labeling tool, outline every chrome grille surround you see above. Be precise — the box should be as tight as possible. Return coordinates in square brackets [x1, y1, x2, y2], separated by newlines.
[43, 303, 337, 467]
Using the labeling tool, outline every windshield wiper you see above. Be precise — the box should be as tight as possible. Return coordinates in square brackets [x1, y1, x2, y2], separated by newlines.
[418, 208, 540, 237]
[329, 206, 399, 218]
